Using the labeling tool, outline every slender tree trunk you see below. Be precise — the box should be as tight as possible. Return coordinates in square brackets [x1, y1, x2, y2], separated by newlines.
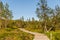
[50, 32, 52, 40]
[48, 27, 53, 32]
[44, 20, 48, 33]
[5, 20, 7, 28]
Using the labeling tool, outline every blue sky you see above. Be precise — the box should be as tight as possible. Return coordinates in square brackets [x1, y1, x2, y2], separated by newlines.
[1, 0, 60, 20]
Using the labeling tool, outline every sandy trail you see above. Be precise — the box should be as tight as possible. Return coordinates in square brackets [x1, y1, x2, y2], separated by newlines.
[19, 28, 50, 40]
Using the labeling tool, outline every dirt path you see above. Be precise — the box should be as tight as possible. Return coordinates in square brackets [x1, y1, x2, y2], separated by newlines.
[19, 28, 50, 40]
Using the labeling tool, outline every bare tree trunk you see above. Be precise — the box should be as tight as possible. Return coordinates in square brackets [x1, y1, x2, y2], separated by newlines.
[5, 20, 7, 28]
[44, 22, 48, 33]
[50, 33, 52, 40]
[0, 22, 1, 28]
[48, 27, 53, 32]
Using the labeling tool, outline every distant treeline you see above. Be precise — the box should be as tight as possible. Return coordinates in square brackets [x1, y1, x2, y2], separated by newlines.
[0, 18, 60, 32]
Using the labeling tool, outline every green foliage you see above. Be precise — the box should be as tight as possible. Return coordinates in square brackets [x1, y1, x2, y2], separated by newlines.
[45, 31, 60, 40]
[5, 28, 15, 31]
[0, 1, 13, 19]
[0, 28, 34, 40]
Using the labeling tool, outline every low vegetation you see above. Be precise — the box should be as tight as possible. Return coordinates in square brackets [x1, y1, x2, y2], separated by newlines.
[0, 28, 34, 40]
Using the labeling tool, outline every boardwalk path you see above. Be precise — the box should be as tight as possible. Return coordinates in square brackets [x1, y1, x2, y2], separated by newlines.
[19, 28, 50, 40]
